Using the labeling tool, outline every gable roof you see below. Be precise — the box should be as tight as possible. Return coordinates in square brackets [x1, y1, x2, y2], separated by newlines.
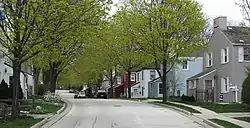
[222, 26, 250, 44]
[187, 69, 217, 80]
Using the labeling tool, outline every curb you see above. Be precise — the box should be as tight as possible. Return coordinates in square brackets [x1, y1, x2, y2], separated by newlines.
[203, 119, 224, 128]
[148, 102, 192, 115]
[39, 99, 72, 128]
[148, 102, 224, 128]
[30, 100, 70, 128]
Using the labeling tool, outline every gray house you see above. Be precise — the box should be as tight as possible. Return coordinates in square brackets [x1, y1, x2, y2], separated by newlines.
[187, 16, 250, 103]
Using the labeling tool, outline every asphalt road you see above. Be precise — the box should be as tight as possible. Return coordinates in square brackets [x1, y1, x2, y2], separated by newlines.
[49, 90, 204, 128]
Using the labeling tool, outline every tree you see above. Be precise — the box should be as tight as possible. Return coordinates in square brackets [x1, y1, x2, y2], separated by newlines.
[242, 73, 250, 104]
[124, 0, 207, 102]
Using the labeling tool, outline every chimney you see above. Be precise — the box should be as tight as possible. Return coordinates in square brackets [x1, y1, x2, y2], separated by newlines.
[213, 16, 227, 30]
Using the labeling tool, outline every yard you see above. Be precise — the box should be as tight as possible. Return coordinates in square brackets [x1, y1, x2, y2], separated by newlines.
[172, 100, 250, 113]
[209, 119, 242, 128]
[0, 115, 42, 128]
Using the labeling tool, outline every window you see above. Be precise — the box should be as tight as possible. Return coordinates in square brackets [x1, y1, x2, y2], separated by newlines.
[131, 73, 135, 81]
[142, 71, 144, 80]
[142, 86, 144, 96]
[117, 77, 121, 84]
[221, 47, 229, 64]
[182, 60, 188, 70]
[150, 70, 156, 80]
[206, 52, 213, 67]
[239, 46, 250, 62]
[159, 83, 163, 94]
[221, 77, 229, 93]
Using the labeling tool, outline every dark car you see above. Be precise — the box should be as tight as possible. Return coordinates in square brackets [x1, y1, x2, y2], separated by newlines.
[96, 90, 108, 99]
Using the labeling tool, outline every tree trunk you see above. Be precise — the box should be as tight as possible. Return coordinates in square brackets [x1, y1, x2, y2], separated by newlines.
[110, 69, 113, 98]
[11, 60, 21, 119]
[127, 71, 131, 99]
[162, 59, 167, 103]
[42, 69, 50, 92]
[33, 66, 40, 85]
[49, 63, 58, 93]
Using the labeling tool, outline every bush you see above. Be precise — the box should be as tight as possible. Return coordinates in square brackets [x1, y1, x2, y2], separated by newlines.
[43, 92, 62, 103]
[242, 74, 250, 104]
[0, 80, 9, 99]
[181, 94, 195, 102]
[34, 84, 44, 96]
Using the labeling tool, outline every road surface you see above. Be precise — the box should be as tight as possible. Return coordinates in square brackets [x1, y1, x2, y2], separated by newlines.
[49, 90, 204, 128]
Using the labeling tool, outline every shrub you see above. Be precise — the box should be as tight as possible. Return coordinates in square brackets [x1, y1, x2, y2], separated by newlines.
[43, 92, 62, 103]
[181, 94, 195, 102]
[0, 80, 9, 99]
[34, 84, 44, 96]
[242, 74, 250, 104]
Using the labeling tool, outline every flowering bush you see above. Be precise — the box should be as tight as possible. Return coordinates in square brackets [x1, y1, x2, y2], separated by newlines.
[29, 105, 45, 114]
[43, 92, 62, 103]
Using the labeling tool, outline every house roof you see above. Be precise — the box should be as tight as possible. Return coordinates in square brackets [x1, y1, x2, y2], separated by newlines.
[222, 26, 250, 44]
[187, 69, 217, 80]
[148, 77, 161, 83]
[131, 82, 140, 87]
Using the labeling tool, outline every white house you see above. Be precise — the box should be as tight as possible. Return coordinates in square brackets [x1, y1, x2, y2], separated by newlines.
[131, 68, 159, 98]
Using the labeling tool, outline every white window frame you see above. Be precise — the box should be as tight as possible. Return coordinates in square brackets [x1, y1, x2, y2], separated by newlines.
[221, 77, 229, 93]
[117, 77, 121, 84]
[150, 70, 156, 80]
[221, 47, 229, 64]
[182, 60, 189, 70]
[206, 52, 213, 67]
[131, 73, 136, 81]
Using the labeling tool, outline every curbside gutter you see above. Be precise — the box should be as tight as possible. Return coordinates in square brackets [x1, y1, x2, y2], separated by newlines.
[30, 99, 72, 128]
[203, 119, 224, 128]
[148, 102, 192, 115]
[148, 101, 224, 128]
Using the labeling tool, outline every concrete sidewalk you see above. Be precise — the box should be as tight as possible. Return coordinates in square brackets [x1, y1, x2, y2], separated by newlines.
[168, 101, 250, 128]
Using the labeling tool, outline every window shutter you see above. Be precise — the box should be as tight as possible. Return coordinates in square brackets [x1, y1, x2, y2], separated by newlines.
[239, 47, 244, 62]
[221, 78, 224, 93]
[211, 53, 213, 66]
[227, 77, 230, 91]
[206, 53, 209, 67]
[221, 49, 224, 64]
[226, 47, 229, 62]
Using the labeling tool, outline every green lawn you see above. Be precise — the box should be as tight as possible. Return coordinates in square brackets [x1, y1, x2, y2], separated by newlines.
[0, 116, 43, 128]
[29, 101, 62, 114]
[209, 119, 242, 128]
[173, 101, 250, 113]
[154, 101, 201, 113]
[234, 117, 250, 123]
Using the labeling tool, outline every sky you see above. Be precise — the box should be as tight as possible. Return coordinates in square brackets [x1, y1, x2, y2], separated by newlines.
[110, 0, 244, 24]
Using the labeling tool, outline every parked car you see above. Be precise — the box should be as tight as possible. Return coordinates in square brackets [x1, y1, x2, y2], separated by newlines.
[74, 90, 87, 99]
[69, 89, 74, 93]
[95, 90, 108, 99]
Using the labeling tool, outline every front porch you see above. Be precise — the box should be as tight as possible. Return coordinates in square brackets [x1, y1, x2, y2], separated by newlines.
[187, 69, 217, 102]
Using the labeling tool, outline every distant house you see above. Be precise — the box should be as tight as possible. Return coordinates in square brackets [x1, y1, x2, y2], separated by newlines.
[131, 68, 159, 98]
[187, 16, 250, 103]
[148, 56, 203, 98]
[0, 56, 34, 99]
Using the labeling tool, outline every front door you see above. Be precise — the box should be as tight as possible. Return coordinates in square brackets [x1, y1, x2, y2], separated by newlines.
[205, 80, 214, 102]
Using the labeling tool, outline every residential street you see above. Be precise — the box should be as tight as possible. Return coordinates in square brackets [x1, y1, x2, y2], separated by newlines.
[49, 90, 204, 128]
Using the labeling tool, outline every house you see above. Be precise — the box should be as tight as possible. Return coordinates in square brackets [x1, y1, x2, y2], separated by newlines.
[131, 68, 159, 98]
[187, 16, 249, 103]
[0, 53, 34, 99]
[148, 56, 203, 98]
[105, 71, 137, 98]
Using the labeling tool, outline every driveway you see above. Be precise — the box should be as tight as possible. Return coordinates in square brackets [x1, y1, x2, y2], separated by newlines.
[48, 90, 204, 128]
